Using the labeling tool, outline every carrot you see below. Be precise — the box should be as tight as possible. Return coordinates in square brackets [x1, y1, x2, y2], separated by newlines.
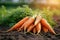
[18, 18, 30, 32]
[36, 23, 41, 34]
[17, 25, 24, 32]
[24, 17, 35, 31]
[18, 17, 35, 32]
[7, 17, 29, 32]
[41, 18, 56, 34]
[33, 27, 36, 34]
[34, 16, 42, 26]
[18, 19, 30, 32]
[42, 26, 48, 33]
[27, 24, 34, 32]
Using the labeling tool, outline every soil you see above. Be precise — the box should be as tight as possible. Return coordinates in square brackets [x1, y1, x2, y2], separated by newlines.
[0, 26, 60, 40]
[0, 15, 60, 40]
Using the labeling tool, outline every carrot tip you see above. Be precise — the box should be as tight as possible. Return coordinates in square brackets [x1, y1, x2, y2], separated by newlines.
[53, 32, 56, 34]
[7, 29, 12, 32]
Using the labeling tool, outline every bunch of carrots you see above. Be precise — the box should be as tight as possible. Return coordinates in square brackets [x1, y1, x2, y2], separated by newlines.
[7, 15, 56, 34]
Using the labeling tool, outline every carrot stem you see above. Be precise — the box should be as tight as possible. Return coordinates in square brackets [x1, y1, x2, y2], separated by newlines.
[34, 15, 42, 26]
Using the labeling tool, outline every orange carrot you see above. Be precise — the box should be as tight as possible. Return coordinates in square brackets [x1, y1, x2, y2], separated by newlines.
[24, 17, 35, 31]
[17, 25, 24, 32]
[7, 17, 29, 32]
[41, 18, 56, 34]
[36, 23, 41, 34]
[18, 17, 35, 32]
[34, 16, 42, 26]
[33, 27, 36, 34]
[27, 24, 34, 32]
[42, 26, 48, 33]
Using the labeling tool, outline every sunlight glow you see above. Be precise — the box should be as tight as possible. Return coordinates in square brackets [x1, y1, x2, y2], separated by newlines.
[48, 0, 59, 5]
[33, 0, 59, 5]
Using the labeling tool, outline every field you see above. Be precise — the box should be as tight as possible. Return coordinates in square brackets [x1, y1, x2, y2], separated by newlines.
[0, 5, 60, 40]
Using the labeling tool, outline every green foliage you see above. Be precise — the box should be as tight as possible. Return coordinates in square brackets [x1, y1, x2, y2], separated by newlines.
[0, 6, 12, 24]
[40, 8, 55, 26]
[32, 9, 56, 26]
[0, 5, 33, 27]
[0, 5, 60, 27]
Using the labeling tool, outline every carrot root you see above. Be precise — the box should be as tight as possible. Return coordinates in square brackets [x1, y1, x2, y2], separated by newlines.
[33, 27, 36, 34]
[42, 26, 48, 33]
[27, 24, 34, 32]
[7, 17, 29, 32]
[41, 18, 56, 34]
[36, 23, 41, 34]
[24, 17, 35, 31]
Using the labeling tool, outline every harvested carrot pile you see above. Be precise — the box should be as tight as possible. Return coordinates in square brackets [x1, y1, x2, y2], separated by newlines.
[7, 15, 56, 35]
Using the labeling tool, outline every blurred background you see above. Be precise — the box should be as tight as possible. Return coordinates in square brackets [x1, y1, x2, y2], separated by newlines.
[0, 0, 60, 9]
